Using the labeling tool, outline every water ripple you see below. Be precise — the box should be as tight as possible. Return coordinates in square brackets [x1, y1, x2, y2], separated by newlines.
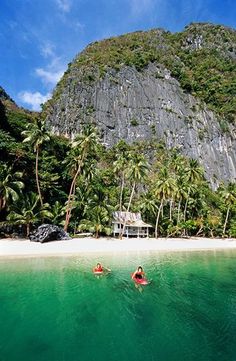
[1, 251, 236, 361]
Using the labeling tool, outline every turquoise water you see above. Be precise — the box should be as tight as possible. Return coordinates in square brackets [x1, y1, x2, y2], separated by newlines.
[0, 251, 236, 361]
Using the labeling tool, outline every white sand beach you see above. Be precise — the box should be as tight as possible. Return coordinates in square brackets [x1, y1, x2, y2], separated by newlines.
[0, 236, 236, 257]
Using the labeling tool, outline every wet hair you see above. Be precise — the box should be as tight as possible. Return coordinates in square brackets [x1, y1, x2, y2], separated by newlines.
[97, 263, 101, 267]
[138, 266, 143, 272]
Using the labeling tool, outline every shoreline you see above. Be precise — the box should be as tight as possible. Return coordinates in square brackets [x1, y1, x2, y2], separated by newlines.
[1, 236, 236, 258]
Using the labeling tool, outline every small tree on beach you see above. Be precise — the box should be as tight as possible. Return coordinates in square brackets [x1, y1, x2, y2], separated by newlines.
[7, 192, 53, 236]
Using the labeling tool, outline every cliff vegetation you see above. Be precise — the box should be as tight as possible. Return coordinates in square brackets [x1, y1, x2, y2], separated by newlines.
[1, 95, 236, 239]
[51, 23, 236, 124]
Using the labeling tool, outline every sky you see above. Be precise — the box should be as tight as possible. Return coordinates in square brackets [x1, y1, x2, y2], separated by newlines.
[0, 0, 235, 111]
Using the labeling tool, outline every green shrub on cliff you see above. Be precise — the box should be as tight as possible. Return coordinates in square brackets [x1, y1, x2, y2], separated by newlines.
[51, 23, 236, 124]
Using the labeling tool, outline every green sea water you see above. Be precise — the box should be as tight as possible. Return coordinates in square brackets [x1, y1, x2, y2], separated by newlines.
[0, 250, 236, 361]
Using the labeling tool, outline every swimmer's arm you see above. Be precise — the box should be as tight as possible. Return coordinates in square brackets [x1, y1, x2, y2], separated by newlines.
[104, 266, 111, 272]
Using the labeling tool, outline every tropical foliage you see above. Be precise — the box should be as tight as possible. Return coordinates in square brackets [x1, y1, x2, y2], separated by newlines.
[0, 22, 236, 238]
[1, 94, 236, 239]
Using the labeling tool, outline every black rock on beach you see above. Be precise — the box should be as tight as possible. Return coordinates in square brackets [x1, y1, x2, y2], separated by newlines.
[29, 224, 71, 243]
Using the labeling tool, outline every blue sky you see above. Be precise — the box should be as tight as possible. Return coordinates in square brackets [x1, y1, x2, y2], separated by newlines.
[0, 0, 235, 111]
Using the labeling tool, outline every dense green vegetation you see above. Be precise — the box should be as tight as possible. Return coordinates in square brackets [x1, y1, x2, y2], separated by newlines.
[1, 23, 236, 238]
[51, 23, 236, 125]
[1, 98, 236, 239]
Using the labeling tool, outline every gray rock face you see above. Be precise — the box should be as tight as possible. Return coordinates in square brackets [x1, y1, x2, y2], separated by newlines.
[46, 63, 236, 188]
[29, 224, 71, 243]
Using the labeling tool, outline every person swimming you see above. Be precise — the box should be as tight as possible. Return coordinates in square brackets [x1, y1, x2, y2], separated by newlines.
[132, 266, 145, 280]
[93, 263, 103, 273]
[93, 263, 111, 274]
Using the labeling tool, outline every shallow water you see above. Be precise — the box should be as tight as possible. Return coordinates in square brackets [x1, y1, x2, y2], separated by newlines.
[0, 250, 236, 361]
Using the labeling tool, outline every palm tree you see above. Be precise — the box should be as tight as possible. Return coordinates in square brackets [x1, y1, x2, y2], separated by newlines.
[219, 183, 236, 236]
[183, 159, 204, 222]
[168, 152, 187, 225]
[175, 174, 188, 225]
[78, 209, 110, 238]
[113, 141, 132, 212]
[22, 119, 51, 207]
[7, 192, 53, 236]
[39, 154, 61, 196]
[153, 167, 176, 238]
[79, 205, 111, 238]
[78, 173, 111, 238]
[120, 152, 149, 238]
[137, 192, 158, 223]
[50, 201, 66, 226]
[64, 125, 100, 232]
[169, 151, 186, 175]
[113, 154, 129, 212]
[0, 164, 24, 214]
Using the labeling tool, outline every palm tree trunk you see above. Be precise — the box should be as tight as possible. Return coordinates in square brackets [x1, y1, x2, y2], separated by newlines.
[196, 225, 203, 236]
[177, 200, 181, 224]
[0, 197, 6, 211]
[64, 164, 82, 231]
[155, 198, 163, 238]
[26, 223, 30, 237]
[183, 197, 188, 222]
[35, 146, 43, 207]
[169, 199, 173, 221]
[183, 188, 191, 223]
[67, 181, 77, 229]
[126, 182, 135, 214]
[95, 226, 99, 239]
[120, 182, 135, 239]
[119, 171, 125, 212]
[223, 205, 230, 236]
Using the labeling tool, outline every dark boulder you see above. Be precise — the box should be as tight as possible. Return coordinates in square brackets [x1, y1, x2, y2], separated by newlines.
[29, 224, 71, 243]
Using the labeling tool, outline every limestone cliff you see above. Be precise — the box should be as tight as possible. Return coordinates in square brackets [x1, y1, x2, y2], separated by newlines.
[45, 23, 236, 187]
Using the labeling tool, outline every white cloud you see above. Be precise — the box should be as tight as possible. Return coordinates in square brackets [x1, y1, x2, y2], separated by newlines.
[40, 42, 55, 58]
[18, 91, 51, 111]
[55, 0, 72, 12]
[37, 41, 66, 87]
[35, 68, 64, 86]
[19, 42, 64, 110]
